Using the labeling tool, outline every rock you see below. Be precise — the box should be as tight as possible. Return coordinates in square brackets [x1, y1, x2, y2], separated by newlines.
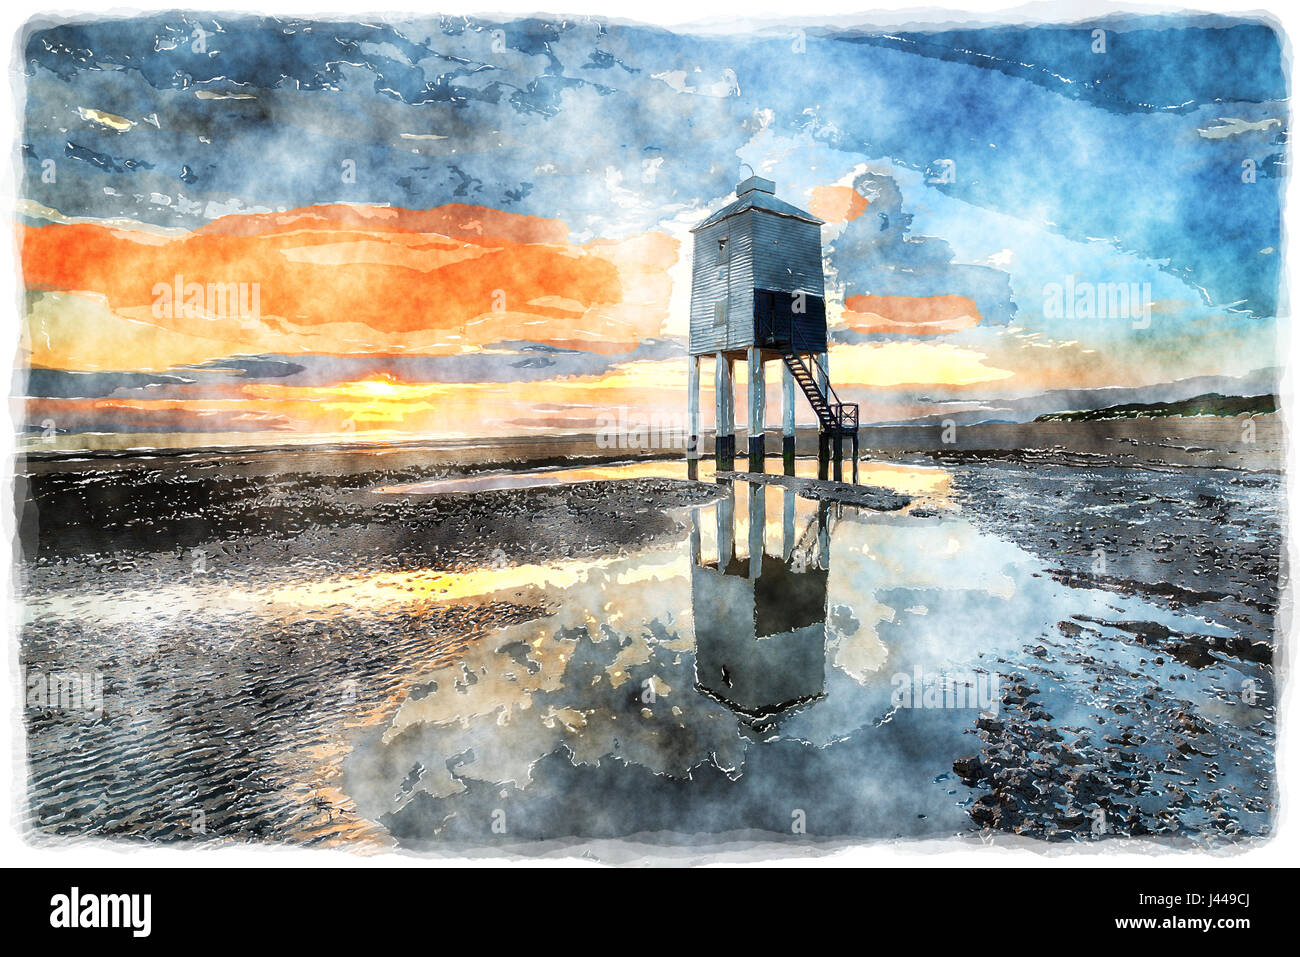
[954, 755, 988, 785]
[970, 793, 1004, 826]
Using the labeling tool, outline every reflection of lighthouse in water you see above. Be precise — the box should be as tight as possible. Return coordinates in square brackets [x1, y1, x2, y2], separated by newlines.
[690, 482, 831, 727]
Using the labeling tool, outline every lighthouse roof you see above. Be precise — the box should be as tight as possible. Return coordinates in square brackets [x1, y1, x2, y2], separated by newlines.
[691, 177, 824, 232]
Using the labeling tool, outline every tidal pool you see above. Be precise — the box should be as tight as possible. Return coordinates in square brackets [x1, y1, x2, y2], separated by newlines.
[20, 457, 1277, 855]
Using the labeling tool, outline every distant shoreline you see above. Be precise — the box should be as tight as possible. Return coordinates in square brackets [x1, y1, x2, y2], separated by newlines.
[15, 412, 1283, 475]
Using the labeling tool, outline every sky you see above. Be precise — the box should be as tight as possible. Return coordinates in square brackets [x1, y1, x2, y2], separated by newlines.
[16, 11, 1289, 449]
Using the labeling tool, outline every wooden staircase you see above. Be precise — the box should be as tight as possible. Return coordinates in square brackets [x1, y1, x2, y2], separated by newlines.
[779, 350, 858, 435]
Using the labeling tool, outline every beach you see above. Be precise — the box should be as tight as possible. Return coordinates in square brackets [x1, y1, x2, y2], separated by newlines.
[16, 418, 1282, 856]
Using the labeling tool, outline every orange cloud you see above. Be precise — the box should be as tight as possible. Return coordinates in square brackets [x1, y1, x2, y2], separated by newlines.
[197, 203, 570, 244]
[24, 362, 699, 442]
[21, 203, 679, 369]
[808, 186, 868, 224]
[842, 295, 983, 335]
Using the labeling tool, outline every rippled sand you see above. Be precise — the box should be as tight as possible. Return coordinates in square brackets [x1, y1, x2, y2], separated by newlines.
[18, 453, 1279, 856]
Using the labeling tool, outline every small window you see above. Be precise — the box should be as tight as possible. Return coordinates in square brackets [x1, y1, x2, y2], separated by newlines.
[717, 237, 728, 263]
[713, 302, 726, 326]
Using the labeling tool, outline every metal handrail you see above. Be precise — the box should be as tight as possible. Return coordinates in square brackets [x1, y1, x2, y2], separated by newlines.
[761, 308, 857, 432]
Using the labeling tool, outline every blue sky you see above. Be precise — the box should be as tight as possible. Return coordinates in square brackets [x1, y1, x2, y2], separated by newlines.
[17, 12, 1290, 444]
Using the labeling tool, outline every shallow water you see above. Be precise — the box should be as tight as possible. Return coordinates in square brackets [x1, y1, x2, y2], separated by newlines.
[20, 457, 1277, 853]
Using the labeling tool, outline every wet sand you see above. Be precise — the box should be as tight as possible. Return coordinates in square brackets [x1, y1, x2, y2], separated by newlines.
[15, 429, 1282, 856]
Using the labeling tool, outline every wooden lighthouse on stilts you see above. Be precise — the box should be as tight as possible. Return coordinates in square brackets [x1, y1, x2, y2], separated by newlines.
[686, 175, 858, 482]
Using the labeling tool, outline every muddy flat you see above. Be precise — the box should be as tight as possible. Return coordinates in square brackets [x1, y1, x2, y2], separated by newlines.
[17, 432, 1280, 856]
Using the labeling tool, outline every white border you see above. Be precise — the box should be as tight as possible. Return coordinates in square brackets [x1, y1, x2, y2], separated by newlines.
[1, 0, 1294, 868]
